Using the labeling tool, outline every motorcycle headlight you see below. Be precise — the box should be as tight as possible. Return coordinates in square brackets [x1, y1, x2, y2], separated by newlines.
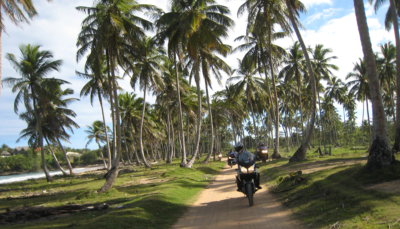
[240, 166, 248, 174]
[261, 150, 268, 154]
[248, 166, 255, 173]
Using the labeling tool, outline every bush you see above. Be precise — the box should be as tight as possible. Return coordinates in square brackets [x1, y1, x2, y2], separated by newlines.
[5, 154, 32, 171]
[81, 151, 98, 164]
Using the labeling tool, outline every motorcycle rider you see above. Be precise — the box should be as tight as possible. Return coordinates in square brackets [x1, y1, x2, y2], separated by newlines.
[233, 142, 262, 191]
[227, 148, 236, 158]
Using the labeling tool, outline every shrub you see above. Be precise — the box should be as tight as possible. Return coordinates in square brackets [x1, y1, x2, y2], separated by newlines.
[81, 151, 98, 164]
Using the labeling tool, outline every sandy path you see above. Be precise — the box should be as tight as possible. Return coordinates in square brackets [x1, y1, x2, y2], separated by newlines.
[173, 160, 303, 229]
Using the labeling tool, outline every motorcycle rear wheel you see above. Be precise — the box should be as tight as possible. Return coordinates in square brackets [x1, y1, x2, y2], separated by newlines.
[246, 183, 254, 206]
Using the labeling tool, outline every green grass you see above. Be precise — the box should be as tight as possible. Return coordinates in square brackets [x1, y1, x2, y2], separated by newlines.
[257, 146, 400, 229]
[0, 157, 225, 229]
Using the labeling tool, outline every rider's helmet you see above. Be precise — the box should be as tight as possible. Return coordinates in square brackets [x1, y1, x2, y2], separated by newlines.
[258, 142, 264, 147]
[235, 142, 244, 153]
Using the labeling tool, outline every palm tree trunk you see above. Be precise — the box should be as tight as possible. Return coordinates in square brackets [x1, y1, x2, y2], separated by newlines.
[230, 114, 237, 144]
[139, 85, 151, 168]
[296, 71, 304, 141]
[353, 0, 393, 170]
[53, 131, 74, 175]
[97, 143, 107, 169]
[166, 105, 172, 163]
[105, 50, 116, 161]
[389, 0, 400, 152]
[100, 49, 123, 192]
[249, 100, 259, 142]
[202, 82, 214, 164]
[98, 93, 112, 169]
[366, 96, 372, 146]
[32, 94, 53, 182]
[286, 0, 317, 162]
[45, 137, 68, 175]
[265, 21, 281, 159]
[317, 88, 327, 153]
[184, 59, 202, 168]
[173, 53, 187, 166]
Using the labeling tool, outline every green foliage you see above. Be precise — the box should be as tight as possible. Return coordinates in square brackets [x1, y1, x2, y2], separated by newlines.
[81, 151, 98, 164]
[0, 154, 32, 171]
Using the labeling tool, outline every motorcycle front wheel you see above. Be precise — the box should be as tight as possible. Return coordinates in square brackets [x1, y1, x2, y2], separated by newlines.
[246, 183, 254, 206]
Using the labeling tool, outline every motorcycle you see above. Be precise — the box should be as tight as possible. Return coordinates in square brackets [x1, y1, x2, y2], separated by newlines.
[257, 146, 269, 163]
[236, 159, 258, 206]
[227, 153, 235, 168]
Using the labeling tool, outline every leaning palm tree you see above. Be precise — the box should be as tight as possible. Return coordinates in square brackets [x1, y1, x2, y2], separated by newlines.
[77, 58, 112, 169]
[0, 0, 53, 97]
[2, 44, 63, 182]
[128, 38, 165, 168]
[76, 0, 161, 191]
[85, 121, 108, 169]
[285, 0, 318, 162]
[353, 0, 393, 170]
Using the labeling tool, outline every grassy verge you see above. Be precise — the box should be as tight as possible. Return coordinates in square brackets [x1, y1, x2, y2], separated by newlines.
[0, 157, 225, 229]
[257, 147, 400, 229]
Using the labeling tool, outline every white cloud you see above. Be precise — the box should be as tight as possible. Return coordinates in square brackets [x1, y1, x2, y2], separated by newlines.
[305, 8, 342, 25]
[301, 0, 332, 7]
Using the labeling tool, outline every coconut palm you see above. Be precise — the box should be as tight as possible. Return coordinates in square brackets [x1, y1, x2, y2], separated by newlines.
[85, 121, 108, 169]
[76, 0, 161, 191]
[280, 41, 306, 139]
[228, 58, 265, 145]
[77, 58, 112, 169]
[284, 0, 318, 162]
[353, 0, 393, 169]
[156, 0, 234, 168]
[128, 37, 165, 168]
[2, 44, 64, 182]
[369, 0, 400, 151]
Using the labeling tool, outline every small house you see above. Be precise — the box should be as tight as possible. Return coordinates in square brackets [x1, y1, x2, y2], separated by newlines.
[1, 151, 11, 157]
[11, 146, 29, 155]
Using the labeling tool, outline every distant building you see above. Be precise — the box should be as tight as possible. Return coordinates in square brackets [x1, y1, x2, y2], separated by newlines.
[11, 146, 30, 155]
[66, 152, 81, 157]
[1, 151, 11, 157]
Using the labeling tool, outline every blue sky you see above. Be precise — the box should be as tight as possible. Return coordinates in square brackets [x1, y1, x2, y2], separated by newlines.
[0, 0, 395, 150]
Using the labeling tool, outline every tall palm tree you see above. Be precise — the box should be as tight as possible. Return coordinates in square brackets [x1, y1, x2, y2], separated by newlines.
[129, 38, 165, 168]
[228, 58, 265, 145]
[0, 0, 53, 97]
[377, 42, 397, 126]
[280, 41, 306, 139]
[85, 121, 108, 169]
[76, 0, 161, 191]
[309, 44, 338, 153]
[353, 0, 393, 169]
[2, 44, 63, 182]
[325, 76, 347, 124]
[285, 0, 318, 162]
[156, 0, 234, 168]
[77, 59, 112, 169]
[369, 0, 400, 151]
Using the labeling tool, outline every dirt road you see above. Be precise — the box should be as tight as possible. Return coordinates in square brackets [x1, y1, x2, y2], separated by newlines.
[173, 160, 302, 229]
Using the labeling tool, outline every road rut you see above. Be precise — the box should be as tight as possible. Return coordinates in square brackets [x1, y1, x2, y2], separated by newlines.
[173, 160, 303, 229]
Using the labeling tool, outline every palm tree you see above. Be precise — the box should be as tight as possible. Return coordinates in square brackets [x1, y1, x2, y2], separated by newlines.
[309, 44, 338, 154]
[369, 0, 400, 151]
[156, 0, 234, 168]
[85, 121, 108, 169]
[76, 0, 161, 191]
[129, 38, 165, 168]
[0, 0, 53, 97]
[41, 83, 80, 175]
[353, 0, 393, 169]
[280, 41, 306, 139]
[377, 42, 397, 127]
[2, 44, 63, 182]
[285, 0, 318, 162]
[325, 76, 347, 125]
[77, 59, 112, 169]
[228, 58, 265, 146]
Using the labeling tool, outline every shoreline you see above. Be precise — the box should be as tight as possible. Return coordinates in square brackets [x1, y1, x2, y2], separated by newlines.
[0, 164, 104, 177]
